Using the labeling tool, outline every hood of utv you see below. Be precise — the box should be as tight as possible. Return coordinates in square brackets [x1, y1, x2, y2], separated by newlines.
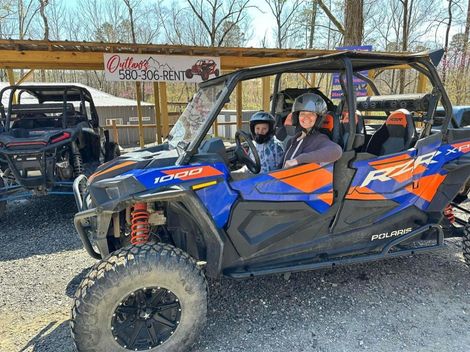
[88, 147, 179, 206]
[90, 147, 179, 183]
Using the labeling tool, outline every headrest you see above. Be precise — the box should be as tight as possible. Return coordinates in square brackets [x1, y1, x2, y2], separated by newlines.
[321, 113, 334, 132]
[341, 111, 361, 124]
[385, 109, 410, 127]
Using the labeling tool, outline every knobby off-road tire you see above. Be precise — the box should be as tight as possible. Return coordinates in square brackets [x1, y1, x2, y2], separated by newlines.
[463, 224, 470, 266]
[71, 243, 208, 352]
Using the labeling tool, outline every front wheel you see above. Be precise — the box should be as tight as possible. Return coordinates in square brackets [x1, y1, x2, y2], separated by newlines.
[185, 69, 193, 79]
[463, 224, 470, 266]
[71, 243, 208, 352]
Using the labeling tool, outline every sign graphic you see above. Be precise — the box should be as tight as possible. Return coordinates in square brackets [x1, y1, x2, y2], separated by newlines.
[104, 54, 221, 83]
[331, 45, 372, 99]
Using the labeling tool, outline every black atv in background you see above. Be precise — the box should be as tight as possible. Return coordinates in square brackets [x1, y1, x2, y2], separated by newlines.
[0, 84, 119, 217]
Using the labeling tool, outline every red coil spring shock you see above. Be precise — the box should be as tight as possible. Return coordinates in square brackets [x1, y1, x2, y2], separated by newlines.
[130, 202, 150, 245]
[444, 204, 455, 224]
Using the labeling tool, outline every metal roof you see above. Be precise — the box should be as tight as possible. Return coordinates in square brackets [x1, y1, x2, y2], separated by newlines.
[0, 82, 153, 107]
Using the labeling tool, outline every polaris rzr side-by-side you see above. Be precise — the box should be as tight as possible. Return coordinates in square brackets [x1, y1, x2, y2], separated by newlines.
[185, 59, 220, 81]
[0, 85, 120, 217]
[71, 50, 470, 352]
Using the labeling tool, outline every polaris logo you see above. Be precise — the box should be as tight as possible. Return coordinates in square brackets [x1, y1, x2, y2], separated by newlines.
[371, 227, 412, 241]
[360, 151, 437, 187]
[154, 167, 203, 184]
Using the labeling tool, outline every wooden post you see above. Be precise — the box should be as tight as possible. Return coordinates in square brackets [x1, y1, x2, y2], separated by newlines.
[417, 72, 427, 93]
[159, 82, 169, 137]
[236, 81, 242, 129]
[262, 76, 270, 112]
[214, 116, 219, 137]
[310, 73, 316, 87]
[153, 82, 162, 144]
[367, 69, 375, 96]
[112, 119, 119, 145]
[6, 68, 16, 104]
[135, 81, 144, 148]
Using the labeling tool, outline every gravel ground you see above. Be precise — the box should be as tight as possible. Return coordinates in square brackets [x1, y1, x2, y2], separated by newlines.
[0, 197, 470, 352]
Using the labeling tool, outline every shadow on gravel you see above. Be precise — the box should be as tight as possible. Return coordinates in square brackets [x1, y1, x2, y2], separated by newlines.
[0, 195, 83, 261]
[65, 266, 93, 298]
[20, 321, 74, 352]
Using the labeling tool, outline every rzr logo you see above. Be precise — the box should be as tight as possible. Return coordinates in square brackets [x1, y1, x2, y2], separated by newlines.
[360, 151, 437, 187]
[446, 143, 470, 155]
[154, 167, 203, 184]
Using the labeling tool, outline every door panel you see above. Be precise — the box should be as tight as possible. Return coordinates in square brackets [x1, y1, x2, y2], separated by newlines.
[230, 162, 334, 214]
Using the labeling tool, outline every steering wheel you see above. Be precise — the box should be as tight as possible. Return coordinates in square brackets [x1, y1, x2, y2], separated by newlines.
[234, 130, 261, 174]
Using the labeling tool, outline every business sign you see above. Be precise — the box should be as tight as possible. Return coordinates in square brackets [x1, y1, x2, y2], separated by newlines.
[331, 45, 372, 99]
[104, 54, 221, 83]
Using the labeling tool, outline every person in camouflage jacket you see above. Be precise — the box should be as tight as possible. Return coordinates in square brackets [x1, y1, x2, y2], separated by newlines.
[249, 111, 284, 173]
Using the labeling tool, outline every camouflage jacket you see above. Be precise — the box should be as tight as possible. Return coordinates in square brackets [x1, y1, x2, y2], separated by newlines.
[251, 137, 285, 173]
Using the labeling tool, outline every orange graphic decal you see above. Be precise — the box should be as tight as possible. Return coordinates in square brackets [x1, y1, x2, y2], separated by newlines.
[271, 163, 332, 193]
[405, 173, 446, 202]
[89, 161, 137, 182]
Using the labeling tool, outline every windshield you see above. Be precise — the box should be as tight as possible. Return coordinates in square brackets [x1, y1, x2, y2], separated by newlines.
[168, 81, 225, 150]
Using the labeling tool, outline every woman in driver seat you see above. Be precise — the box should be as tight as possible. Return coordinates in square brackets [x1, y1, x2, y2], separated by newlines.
[248, 111, 285, 173]
[283, 93, 342, 168]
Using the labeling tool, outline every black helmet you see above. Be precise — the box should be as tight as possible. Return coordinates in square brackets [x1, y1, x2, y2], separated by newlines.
[291, 93, 327, 130]
[249, 111, 275, 137]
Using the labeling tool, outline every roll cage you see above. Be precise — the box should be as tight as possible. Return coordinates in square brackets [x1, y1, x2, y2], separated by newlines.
[176, 49, 454, 165]
[0, 84, 100, 130]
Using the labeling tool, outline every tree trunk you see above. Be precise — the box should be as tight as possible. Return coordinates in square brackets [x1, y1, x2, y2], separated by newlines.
[39, 0, 49, 40]
[39, 0, 49, 82]
[399, 0, 409, 93]
[308, 0, 318, 49]
[343, 0, 363, 46]
[458, 0, 470, 103]
[442, 0, 453, 86]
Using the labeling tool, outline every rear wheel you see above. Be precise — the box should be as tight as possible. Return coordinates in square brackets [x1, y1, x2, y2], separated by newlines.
[71, 243, 207, 352]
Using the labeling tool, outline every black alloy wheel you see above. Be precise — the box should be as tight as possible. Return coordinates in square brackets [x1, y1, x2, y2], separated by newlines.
[112, 286, 182, 350]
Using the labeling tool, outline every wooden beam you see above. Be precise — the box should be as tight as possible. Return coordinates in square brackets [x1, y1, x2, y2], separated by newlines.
[0, 50, 309, 71]
[153, 82, 162, 144]
[17, 69, 34, 84]
[135, 81, 144, 148]
[262, 76, 271, 112]
[236, 81, 242, 130]
[159, 82, 169, 137]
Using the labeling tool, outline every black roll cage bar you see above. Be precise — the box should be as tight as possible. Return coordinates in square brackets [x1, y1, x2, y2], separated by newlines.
[173, 50, 452, 165]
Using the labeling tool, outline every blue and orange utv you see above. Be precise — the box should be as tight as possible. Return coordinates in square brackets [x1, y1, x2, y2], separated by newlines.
[70, 50, 470, 352]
